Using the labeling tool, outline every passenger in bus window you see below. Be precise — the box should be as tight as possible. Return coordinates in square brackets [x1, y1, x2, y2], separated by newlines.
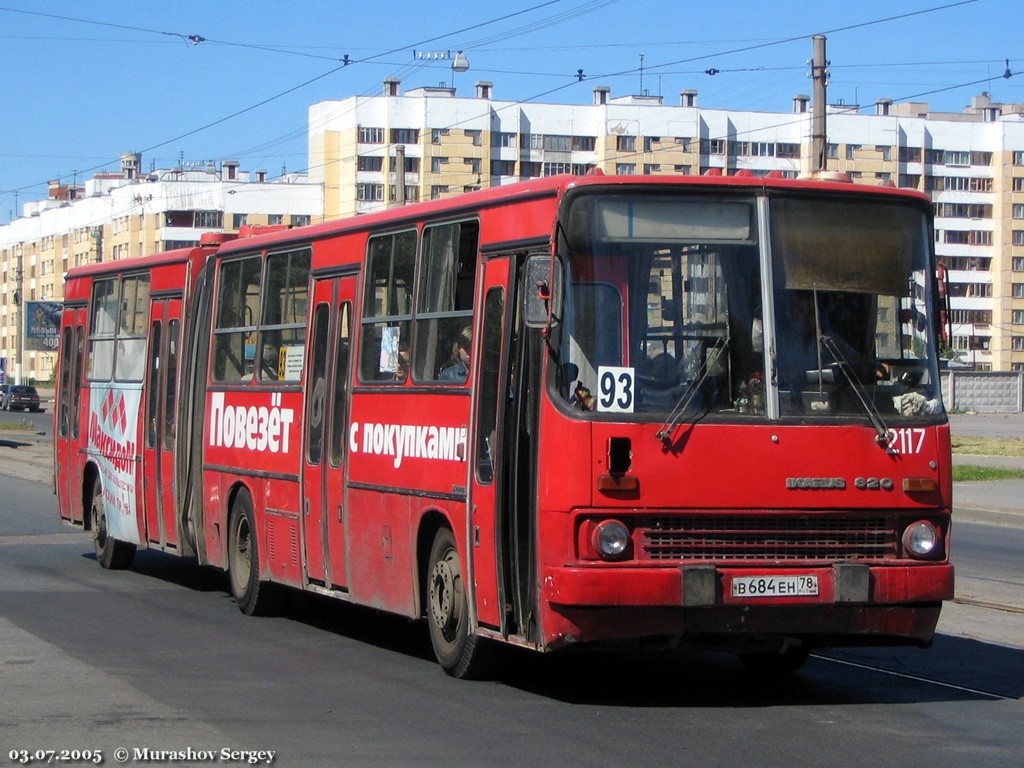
[439, 325, 472, 382]
[260, 341, 280, 380]
[394, 342, 410, 382]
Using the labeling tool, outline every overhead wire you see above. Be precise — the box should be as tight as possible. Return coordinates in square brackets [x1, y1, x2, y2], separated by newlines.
[0, 0, 1006, 204]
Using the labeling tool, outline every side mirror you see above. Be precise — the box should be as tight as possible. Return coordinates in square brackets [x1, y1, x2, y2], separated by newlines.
[523, 253, 563, 329]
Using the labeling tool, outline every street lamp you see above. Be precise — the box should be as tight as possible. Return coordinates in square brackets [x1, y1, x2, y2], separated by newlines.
[451, 51, 469, 92]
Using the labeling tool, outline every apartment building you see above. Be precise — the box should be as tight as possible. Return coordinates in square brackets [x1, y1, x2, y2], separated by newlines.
[308, 81, 1024, 372]
[0, 155, 323, 384]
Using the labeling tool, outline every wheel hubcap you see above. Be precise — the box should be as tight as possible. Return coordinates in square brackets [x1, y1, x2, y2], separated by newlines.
[430, 547, 462, 642]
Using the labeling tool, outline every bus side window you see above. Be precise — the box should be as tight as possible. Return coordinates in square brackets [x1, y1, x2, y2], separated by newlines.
[415, 220, 478, 381]
[360, 232, 415, 382]
[213, 256, 261, 382]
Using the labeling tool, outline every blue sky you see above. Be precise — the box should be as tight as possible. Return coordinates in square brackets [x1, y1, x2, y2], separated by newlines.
[1, 0, 1020, 216]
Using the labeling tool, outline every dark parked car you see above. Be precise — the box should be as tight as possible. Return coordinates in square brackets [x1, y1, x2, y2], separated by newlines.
[0, 384, 41, 412]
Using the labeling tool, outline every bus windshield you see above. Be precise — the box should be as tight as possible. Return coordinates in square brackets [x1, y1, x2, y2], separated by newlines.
[556, 188, 943, 424]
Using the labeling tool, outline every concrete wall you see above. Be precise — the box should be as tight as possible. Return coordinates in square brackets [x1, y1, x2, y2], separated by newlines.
[942, 370, 1024, 412]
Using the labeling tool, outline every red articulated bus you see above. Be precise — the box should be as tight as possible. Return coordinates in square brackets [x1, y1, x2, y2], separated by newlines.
[55, 174, 954, 677]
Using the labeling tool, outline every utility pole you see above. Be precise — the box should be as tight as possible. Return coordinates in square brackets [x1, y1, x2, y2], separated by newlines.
[394, 144, 406, 207]
[13, 245, 24, 384]
[810, 35, 829, 173]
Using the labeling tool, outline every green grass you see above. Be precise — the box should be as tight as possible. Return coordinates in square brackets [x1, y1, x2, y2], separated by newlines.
[952, 465, 1024, 482]
[951, 436, 1024, 457]
[0, 417, 35, 431]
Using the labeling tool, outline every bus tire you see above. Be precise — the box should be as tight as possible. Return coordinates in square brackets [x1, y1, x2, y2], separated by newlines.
[227, 492, 281, 616]
[90, 478, 135, 570]
[426, 527, 495, 679]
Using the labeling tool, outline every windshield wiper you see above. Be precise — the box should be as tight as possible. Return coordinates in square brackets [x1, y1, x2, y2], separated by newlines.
[657, 337, 729, 445]
[820, 335, 891, 448]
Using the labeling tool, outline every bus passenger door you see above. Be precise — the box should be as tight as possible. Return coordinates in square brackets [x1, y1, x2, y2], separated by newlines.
[56, 309, 87, 524]
[302, 275, 355, 590]
[471, 253, 541, 643]
[468, 263, 507, 631]
[142, 299, 181, 548]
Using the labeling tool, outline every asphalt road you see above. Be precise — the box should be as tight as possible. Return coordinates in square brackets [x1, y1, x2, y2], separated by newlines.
[0, 409, 1022, 767]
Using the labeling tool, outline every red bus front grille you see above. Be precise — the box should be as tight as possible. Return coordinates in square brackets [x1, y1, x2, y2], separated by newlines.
[638, 515, 898, 562]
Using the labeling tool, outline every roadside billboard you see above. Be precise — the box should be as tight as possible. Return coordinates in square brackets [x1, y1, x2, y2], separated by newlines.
[25, 301, 63, 353]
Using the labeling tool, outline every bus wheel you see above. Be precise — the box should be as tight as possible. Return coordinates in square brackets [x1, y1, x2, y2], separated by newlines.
[90, 478, 135, 570]
[227, 493, 280, 616]
[738, 644, 811, 675]
[426, 528, 494, 678]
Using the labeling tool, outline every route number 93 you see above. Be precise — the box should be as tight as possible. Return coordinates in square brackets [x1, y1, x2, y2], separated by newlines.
[597, 366, 635, 413]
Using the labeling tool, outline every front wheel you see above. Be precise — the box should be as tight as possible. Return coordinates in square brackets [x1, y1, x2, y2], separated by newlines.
[227, 492, 281, 616]
[90, 478, 135, 570]
[426, 528, 496, 678]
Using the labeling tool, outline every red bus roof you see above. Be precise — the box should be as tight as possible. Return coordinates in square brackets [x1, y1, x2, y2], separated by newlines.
[213, 172, 931, 256]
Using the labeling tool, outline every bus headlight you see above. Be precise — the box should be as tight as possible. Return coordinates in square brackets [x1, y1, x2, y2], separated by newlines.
[593, 520, 630, 560]
[902, 520, 940, 558]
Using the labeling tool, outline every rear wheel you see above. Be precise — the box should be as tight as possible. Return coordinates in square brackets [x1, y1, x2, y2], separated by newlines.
[426, 527, 495, 678]
[227, 492, 281, 616]
[90, 478, 135, 570]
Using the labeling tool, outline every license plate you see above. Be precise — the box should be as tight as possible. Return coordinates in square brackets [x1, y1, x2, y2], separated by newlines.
[731, 574, 819, 598]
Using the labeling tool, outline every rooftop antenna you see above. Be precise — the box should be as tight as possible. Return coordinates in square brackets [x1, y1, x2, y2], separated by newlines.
[639, 53, 645, 95]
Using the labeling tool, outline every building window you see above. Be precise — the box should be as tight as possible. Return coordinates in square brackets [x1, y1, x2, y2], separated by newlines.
[1014, 151, 1024, 165]
[573, 136, 596, 151]
[358, 156, 384, 172]
[491, 132, 517, 149]
[1012, 310, 1024, 325]
[1013, 337, 1024, 351]
[1013, 257, 1024, 272]
[644, 164, 661, 174]
[846, 144, 861, 160]
[390, 128, 419, 144]
[194, 211, 223, 228]
[232, 214, 248, 229]
[615, 163, 636, 175]
[393, 185, 419, 202]
[465, 129, 482, 146]
[520, 162, 541, 178]
[268, 214, 283, 226]
[703, 139, 725, 155]
[430, 185, 449, 199]
[777, 143, 801, 159]
[394, 156, 419, 174]
[357, 183, 384, 201]
[1014, 283, 1024, 299]
[900, 147, 922, 163]
[935, 203, 993, 219]
[431, 157, 448, 173]
[491, 160, 515, 176]
[291, 215, 311, 227]
[543, 135, 572, 151]
[616, 136, 636, 152]
[431, 128, 449, 144]
[359, 127, 384, 144]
